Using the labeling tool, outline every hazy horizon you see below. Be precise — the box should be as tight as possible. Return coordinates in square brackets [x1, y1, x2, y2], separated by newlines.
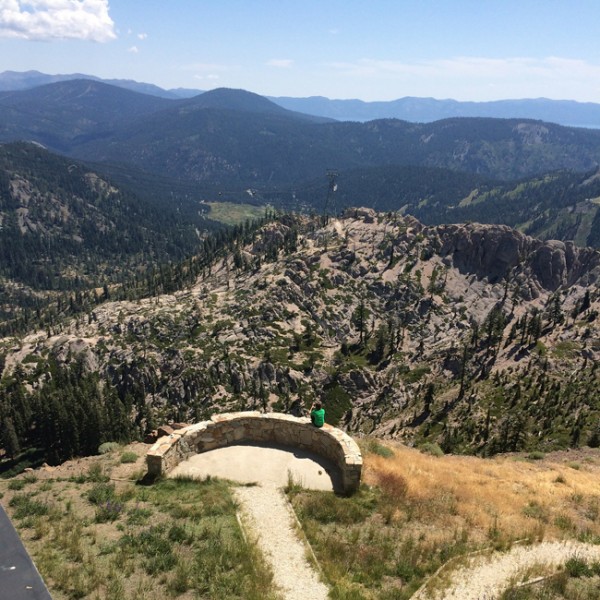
[1, 1, 600, 103]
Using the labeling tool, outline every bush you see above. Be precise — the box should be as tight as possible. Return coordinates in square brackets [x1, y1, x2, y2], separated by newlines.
[86, 462, 109, 483]
[127, 505, 153, 525]
[565, 556, 592, 578]
[9, 494, 49, 519]
[8, 479, 26, 490]
[98, 442, 120, 455]
[419, 442, 444, 457]
[364, 439, 395, 458]
[527, 451, 546, 461]
[95, 501, 124, 523]
[119, 451, 138, 464]
[377, 470, 408, 503]
[87, 483, 116, 506]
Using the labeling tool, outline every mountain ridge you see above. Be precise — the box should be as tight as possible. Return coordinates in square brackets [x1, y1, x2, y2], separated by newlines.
[4, 70, 600, 128]
[3, 78, 600, 188]
[2, 209, 599, 463]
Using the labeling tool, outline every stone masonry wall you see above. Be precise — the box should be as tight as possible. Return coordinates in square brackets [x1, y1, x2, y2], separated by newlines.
[146, 411, 362, 494]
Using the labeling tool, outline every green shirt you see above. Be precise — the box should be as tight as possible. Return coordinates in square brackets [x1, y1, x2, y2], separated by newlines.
[311, 408, 325, 427]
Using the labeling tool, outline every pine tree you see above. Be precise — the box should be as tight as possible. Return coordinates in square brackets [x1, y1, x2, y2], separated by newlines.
[2, 416, 20, 458]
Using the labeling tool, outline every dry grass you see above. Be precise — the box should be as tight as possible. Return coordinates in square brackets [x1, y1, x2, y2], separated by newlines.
[5, 440, 600, 599]
[288, 441, 600, 599]
[365, 444, 600, 544]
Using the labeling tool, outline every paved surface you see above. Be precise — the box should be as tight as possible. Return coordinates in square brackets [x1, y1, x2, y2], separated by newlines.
[0, 504, 52, 600]
[170, 441, 342, 491]
[235, 484, 329, 600]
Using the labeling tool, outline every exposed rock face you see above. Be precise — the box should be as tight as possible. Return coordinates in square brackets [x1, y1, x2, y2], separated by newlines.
[437, 222, 600, 291]
[5, 210, 600, 456]
[437, 223, 530, 283]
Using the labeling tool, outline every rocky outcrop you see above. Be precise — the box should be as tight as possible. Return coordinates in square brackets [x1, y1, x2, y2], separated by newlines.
[436, 222, 600, 291]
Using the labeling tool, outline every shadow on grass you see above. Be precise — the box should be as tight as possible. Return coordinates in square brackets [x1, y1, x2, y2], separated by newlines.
[135, 471, 162, 486]
[0, 448, 46, 479]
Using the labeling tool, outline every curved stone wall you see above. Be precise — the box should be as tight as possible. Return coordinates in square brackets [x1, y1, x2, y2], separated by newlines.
[146, 411, 362, 494]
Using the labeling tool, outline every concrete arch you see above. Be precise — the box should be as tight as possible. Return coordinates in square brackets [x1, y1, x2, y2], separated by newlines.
[146, 411, 362, 494]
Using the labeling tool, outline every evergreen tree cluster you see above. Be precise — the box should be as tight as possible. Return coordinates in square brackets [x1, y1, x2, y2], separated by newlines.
[0, 359, 134, 464]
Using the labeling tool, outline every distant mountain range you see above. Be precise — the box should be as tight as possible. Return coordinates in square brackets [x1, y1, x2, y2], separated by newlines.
[2, 74, 600, 248]
[3, 70, 600, 128]
[271, 96, 600, 129]
[2, 78, 600, 186]
[0, 69, 190, 99]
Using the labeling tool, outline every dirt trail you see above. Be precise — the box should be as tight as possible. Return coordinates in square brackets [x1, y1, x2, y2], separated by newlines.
[414, 540, 600, 599]
[235, 483, 329, 600]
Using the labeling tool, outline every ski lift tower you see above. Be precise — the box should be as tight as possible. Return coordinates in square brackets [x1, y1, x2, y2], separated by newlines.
[323, 169, 339, 223]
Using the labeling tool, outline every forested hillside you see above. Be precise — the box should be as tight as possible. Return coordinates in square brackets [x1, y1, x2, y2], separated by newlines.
[3, 82, 600, 251]
[3, 82, 600, 185]
[0, 142, 222, 328]
[292, 165, 600, 248]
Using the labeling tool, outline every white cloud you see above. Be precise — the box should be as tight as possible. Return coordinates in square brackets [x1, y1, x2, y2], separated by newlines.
[0, 0, 116, 41]
[137, 31, 146, 40]
[127, 44, 138, 53]
[266, 58, 293, 68]
[181, 62, 239, 83]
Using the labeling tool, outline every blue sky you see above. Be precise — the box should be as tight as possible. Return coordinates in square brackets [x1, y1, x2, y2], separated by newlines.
[1, 0, 600, 102]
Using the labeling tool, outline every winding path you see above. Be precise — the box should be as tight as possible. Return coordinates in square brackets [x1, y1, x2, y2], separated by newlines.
[169, 442, 600, 599]
[414, 540, 600, 599]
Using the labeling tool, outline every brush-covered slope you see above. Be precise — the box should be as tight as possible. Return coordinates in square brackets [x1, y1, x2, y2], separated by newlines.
[1, 210, 599, 462]
[0, 142, 206, 321]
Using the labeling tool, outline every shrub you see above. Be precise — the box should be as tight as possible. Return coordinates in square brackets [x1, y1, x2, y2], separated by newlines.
[8, 479, 26, 490]
[119, 451, 138, 464]
[127, 505, 153, 525]
[527, 451, 545, 460]
[522, 501, 548, 522]
[95, 501, 124, 523]
[87, 482, 116, 506]
[98, 442, 120, 455]
[419, 442, 444, 457]
[9, 494, 49, 519]
[377, 471, 408, 503]
[364, 439, 395, 458]
[86, 462, 110, 483]
[565, 556, 592, 578]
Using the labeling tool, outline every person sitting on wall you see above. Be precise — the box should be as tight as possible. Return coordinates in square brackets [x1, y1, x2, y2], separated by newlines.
[310, 401, 325, 428]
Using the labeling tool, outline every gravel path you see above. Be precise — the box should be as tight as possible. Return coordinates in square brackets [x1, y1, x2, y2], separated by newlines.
[235, 483, 329, 600]
[416, 540, 600, 599]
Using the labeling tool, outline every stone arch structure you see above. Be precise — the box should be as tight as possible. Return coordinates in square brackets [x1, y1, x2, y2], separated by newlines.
[146, 411, 362, 494]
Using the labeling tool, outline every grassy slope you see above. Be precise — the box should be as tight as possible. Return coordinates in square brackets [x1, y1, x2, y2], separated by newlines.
[206, 201, 268, 226]
[288, 441, 600, 599]
[0, 444, 276, 600]
[3, 440, 600, 599]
